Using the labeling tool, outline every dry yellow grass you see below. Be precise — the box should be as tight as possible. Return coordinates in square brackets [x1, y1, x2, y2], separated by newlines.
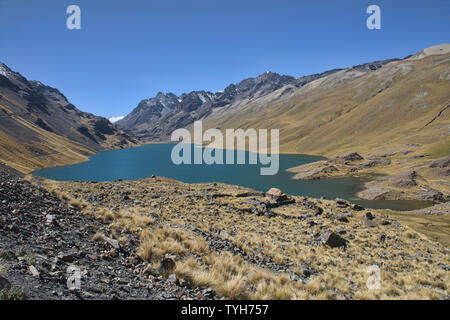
[33, 175, 450, 300]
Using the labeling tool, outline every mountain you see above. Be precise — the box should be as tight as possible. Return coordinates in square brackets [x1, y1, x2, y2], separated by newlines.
[0, 62, 138, 173]
[116, 69, 344, 140]
[199, 45, 449, 157]
[117, 44, 449, 201]
[200, 44, 450, 201]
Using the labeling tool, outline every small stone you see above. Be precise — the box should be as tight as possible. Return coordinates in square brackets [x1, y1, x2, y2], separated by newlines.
[58, 254, 75, 263]
[365, 220, 377, 228]
[336, 215, 349, 223]
[352, 204, 365, 211]
[167, 274, 177, 283]
[101, 235, 120, 249]
[202, 288, 215, 298]
[366, 212, 375, 220]
[46, 215, 54, 225]
[29, 265, 40, 278]
[142, 264, 157, 276]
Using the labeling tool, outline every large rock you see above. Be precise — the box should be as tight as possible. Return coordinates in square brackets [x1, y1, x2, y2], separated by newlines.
[429, 156, 450, 169]
[322, 231, 347, 248]
[158, 258, 176, 277]
[390, 171, 419, 187]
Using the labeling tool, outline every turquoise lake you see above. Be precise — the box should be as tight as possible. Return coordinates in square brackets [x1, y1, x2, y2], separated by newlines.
[33, 143, 433, 211]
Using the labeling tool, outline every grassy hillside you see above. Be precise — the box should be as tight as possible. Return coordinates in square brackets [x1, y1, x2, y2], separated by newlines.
[204, 53, 450, 159]
[33, 175, 449, 299]
[201, 48, 450, 201]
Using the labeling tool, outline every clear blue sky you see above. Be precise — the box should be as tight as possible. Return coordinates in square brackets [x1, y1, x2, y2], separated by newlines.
[0, 0, 449, 118]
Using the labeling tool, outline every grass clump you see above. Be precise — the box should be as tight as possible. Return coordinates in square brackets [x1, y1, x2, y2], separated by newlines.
[0, 286, 27, 300]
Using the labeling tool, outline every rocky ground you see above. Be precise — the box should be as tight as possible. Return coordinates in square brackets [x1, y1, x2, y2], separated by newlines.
[287, 152, 449, 202]
[28, 173, 450, 300]
[0, 167, 215, 300]
[1, 163, 449, 299]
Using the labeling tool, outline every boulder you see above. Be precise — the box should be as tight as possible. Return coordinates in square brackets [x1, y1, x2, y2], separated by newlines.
[322, 231, 347, 248]
[159, 257, 176, 276]
[390, 171, 419, 187]
[352, 204, 365, 211]
[365, 220, 377, 228]
[335, 198, 348, 208]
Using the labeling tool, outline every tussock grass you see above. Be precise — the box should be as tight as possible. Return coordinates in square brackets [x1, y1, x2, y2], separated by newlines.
[39, 176, 450, 300]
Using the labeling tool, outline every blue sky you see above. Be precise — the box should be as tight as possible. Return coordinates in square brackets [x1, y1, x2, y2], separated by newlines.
[0, 0, 449, 118]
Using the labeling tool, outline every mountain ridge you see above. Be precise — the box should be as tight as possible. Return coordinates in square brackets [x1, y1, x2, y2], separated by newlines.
[116, 57, 402, 141]
[0, 62, 138, 173]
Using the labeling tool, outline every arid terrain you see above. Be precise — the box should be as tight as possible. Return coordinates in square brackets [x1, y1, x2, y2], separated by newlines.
[1, 169, 446, 300]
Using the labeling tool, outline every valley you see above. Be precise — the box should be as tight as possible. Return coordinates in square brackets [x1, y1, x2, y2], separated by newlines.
[0, 44, 449, 300]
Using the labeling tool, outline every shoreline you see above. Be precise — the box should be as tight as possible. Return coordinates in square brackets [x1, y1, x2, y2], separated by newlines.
[27, 143, 441, 212]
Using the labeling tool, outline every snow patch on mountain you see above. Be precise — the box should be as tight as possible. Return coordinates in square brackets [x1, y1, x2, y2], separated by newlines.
[109, 116, 125, 123]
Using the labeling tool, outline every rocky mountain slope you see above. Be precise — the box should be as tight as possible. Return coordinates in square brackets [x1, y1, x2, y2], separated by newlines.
[116, 68, 350, 140]
[0, 62, 138, 173]
[0, 166, 212, 299]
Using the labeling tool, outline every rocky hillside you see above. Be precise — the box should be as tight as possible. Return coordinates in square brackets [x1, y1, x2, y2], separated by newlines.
[0, 166, 212, 300]
[0, 62, 138, 173]
[8, 170, 446, 300]
[116, 69, 347, 141]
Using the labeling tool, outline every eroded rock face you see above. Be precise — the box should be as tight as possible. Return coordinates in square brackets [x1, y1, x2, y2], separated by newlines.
[429, 156, 450, 169]
[116, 71, 340, 141]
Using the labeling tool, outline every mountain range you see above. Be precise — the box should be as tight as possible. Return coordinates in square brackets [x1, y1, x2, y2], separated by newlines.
[0, 44, 449, 183]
